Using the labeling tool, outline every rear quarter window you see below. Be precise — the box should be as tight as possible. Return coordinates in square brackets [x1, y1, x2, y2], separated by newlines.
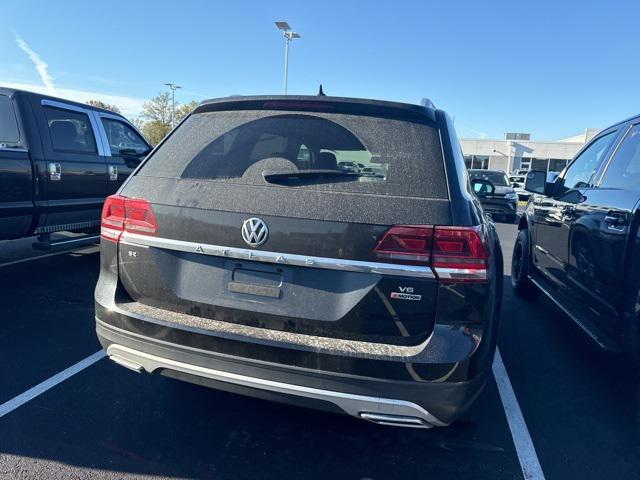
[0, 95, 20, 144]
[138, 109, 448, 199]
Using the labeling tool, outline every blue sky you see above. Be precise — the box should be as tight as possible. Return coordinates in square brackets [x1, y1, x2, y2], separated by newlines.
[1, 0, 637, 140]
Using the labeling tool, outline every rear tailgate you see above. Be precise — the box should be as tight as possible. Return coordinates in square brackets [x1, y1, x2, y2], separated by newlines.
[111, 101, 453, 346]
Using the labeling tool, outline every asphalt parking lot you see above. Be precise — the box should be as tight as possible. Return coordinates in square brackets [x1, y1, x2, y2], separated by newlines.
[1, 221, 639, 479]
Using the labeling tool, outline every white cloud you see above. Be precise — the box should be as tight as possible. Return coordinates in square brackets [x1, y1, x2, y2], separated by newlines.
[459, 124, 487, 139]
[7, 33, 146, 118]
[13, 32, 56, 95]
[0, 80, 146, 118]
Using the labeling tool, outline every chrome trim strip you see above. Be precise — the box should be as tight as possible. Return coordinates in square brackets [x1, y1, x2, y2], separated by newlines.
[106, 344, 447, 428]
[534, 244, 548, 254]
[41, 99, 87, 113]
[89, 110, 111, 156]
[94, 111, 149, 156]
[35, 219, 100, 234]
[120, 232, 436, 279]
[0, 147, 28, 153]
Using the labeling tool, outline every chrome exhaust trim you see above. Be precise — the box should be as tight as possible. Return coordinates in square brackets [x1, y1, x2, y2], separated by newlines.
[106, 344, 447, 428]
[359, 412, 432, 428]
[108, 354, 143, 373]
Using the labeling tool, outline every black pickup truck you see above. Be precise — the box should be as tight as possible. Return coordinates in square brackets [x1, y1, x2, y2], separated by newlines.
[0, 88, 150, 248]
[512, 113, 640, 357]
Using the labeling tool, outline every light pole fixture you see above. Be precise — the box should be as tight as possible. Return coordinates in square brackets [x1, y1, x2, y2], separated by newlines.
[275, 21, 301, 95]
[164, 82, 182, 126]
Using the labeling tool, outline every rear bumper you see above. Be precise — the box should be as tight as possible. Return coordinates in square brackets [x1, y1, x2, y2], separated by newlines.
[97, 318, 489, 427]
[94, 237, 499, 427]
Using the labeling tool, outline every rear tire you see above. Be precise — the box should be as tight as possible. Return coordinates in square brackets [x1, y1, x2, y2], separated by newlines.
[511, 229, 540, 300]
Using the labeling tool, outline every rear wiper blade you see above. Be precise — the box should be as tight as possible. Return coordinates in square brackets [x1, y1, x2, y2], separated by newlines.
[262, 169, 361, 183]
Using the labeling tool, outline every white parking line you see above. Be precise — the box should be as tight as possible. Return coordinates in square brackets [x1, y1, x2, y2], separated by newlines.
[0, 350, 106, 419]
[493, 347, 545, 480]
[0, 246, 99, 268]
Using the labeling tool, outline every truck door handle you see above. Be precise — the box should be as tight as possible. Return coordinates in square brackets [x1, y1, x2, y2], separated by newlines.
[48, 162, 61, 181]
[604, 212, 627, 229]
[108, 165, 118, 181]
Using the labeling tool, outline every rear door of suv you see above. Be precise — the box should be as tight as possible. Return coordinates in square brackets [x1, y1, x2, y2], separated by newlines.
[107, 100, 486, 347]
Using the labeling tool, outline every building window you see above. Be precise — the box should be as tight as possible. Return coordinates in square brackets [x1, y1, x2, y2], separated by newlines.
[519, 157, 531, 171]
[526, 157, 569, 173]
[548, 158, 568, 173]
[530, 158, 548, 171]
[464, 155, 489, 169]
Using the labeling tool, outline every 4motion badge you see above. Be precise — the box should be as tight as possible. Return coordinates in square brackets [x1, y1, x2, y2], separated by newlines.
[390, 286, 422, 301]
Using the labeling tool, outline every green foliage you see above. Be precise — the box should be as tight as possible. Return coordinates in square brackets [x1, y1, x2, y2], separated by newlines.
[135, 94, 198, 146]
[86, 99, 121, 114]
[141, 119, 172, 146]
[175, 101, 198, 123]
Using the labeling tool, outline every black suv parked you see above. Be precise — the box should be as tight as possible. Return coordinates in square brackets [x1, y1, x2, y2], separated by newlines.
[513, 114, 640, 355]
[468, 169, 518, 223]
[95, 95, 503, 428]
[0, 88, 150, 247]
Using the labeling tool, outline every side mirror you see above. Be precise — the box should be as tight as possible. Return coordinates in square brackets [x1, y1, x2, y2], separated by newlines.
[525, 170, 546, 194]
[118, 148, 141, 158]
[471, 178, 495, 197]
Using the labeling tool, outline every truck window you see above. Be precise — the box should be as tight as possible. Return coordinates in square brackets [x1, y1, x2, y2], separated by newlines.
[0, 95, 20, 144]
[44, 106, 97, 154]
[599, 124, 640, 190]
[100, 117, 148, 155]
[561, 131, 616, 192]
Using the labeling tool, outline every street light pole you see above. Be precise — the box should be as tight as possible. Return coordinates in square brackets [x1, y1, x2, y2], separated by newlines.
[164, 83, 182, 126]
[275, 22, 301, 95]
[284, 34, 290, 95]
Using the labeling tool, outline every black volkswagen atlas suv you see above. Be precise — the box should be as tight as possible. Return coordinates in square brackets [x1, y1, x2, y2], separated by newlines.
[95, 95, 503, 428]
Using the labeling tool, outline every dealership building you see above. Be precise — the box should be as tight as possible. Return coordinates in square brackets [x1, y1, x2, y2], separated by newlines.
[460, 128, 600, 174]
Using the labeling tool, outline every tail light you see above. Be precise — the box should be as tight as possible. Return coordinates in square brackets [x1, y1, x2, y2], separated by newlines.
[101, 195, 158, 242]
[373, 225, 489, 283]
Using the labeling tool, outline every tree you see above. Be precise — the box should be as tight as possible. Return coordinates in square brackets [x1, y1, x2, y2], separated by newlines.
[175, 100, 199, 123]
[136, 94, 199, 146]
[86, 99, 121, 114]
[139, 92, 173, 145]
[141, 120, 171, 146]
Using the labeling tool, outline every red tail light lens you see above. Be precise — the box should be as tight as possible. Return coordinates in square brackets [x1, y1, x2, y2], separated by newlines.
[124, 199, 158, 236]
[373, 226, 434, 264]
[101, 196, 126, 242]
[432, 226, 488, 270]
[100, 195, 158, 242]
[373, 225, 489, 282]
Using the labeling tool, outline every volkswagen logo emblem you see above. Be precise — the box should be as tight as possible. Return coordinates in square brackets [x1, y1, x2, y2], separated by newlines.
[241, 217, 268, 247]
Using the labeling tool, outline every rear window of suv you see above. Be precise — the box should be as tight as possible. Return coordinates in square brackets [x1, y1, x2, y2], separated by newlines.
[139, 108, 448, 199]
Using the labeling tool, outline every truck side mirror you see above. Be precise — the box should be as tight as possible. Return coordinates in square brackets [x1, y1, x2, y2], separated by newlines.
[525, 170, 546, 194]
[471, 178, 495, 197]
